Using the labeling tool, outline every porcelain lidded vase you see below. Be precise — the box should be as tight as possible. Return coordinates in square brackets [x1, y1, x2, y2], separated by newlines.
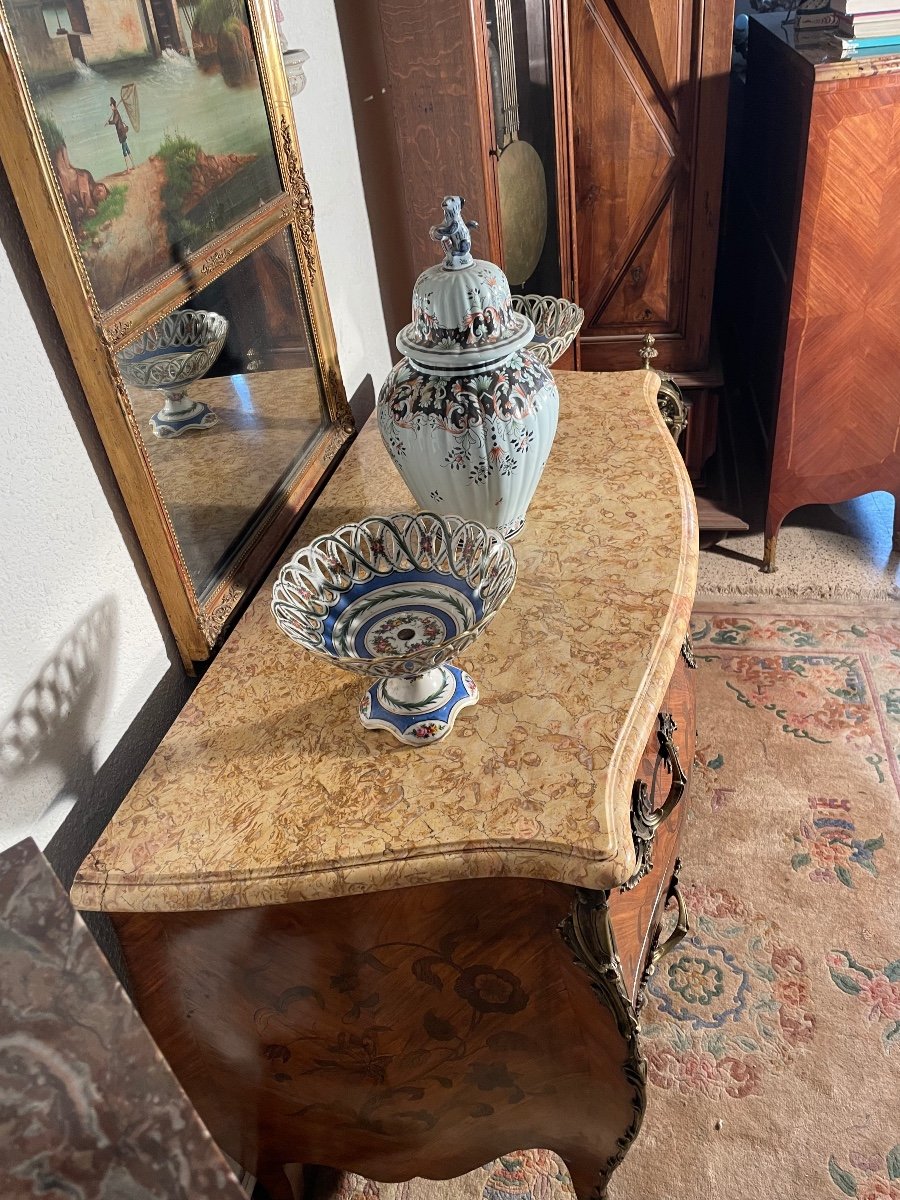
[377, 196, 559, 538]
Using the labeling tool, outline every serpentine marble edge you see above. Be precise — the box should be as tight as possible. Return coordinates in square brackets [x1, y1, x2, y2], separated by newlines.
[71, 371, 698, 913]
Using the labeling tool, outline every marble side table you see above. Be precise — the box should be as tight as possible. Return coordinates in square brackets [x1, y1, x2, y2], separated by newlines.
[0, 840, 248, 1200]
[72, 371, 698, 1200]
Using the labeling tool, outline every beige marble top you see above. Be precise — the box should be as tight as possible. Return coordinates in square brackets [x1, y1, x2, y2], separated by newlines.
[71, 371, 697, 914]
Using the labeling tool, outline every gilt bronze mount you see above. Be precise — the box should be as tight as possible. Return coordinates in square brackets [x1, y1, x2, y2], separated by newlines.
[623, 712, 686, 891]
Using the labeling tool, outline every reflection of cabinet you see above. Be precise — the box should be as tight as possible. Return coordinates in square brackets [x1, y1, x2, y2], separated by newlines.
[345, 0, 733, 381]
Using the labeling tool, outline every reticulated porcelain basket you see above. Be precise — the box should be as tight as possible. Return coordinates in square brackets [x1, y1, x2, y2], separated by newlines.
[271, 512, 517, 746]
[117, 309, 228, 438]
[510, 295, 585, 367]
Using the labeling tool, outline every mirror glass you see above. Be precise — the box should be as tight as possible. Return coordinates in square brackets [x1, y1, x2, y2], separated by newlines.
[118, 228, 327, 597]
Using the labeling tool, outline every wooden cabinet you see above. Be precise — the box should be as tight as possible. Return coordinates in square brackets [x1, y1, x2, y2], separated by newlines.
[71, 371, 699, 1199]
[341, 1, 732, 375]
[336, 0, 572, 355]
[727, 17, 900, 569]
[569, 0, 733, 375]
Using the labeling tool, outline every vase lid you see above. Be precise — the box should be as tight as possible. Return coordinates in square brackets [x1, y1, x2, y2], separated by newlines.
[396, 196, 533, 371]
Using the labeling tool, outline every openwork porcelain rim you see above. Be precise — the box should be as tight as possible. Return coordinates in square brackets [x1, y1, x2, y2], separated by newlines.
[117, 309, 229, 391]
[271, 512, 517, 680]
[510, 295, 585, 366]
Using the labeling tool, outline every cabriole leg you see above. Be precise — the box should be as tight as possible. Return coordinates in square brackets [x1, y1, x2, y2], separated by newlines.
[558, 889, 646, 1199]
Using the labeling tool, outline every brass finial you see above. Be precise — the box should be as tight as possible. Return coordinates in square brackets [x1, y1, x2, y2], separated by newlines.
[639, 333, 658, 370]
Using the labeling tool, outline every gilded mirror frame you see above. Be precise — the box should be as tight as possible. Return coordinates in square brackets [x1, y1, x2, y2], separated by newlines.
[0, 0, 354, 666]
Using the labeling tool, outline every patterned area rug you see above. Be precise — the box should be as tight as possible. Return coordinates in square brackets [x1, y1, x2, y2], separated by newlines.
[315, 608, 900, 1200]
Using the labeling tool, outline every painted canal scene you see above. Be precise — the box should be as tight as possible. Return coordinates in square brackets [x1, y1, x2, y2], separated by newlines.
[8, 0, 283, 309]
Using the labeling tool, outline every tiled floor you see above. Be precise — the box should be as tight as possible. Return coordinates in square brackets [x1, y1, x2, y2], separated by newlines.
[697, 491, 900, 601]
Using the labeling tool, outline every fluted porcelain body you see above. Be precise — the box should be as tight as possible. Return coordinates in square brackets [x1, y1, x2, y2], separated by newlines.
[378, 348, 558, 539]
[378, 196, 560, 539]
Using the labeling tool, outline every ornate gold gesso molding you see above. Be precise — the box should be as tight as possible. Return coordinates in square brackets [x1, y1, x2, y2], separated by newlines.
[198, 584, 243, 645]
[279, 112, 317, 282]
[199, 246, 234, 275]
[104, 318, 133, 345]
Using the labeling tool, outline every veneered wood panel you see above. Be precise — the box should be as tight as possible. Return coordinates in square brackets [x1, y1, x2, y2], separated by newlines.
[767, 75, 900, 536]
[377, 0, 501, 281]
[570, 0, 733, 373]
[115, 877, 636, 1199]
[570, 0, 683, 333]
[600, 196, 674, 327]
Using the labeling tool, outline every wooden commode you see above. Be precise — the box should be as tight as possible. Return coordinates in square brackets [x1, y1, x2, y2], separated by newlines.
[728, 17, 900, 569]
[72, 371, 699, 1200]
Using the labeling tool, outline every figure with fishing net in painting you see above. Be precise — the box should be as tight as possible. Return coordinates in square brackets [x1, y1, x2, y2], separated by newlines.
[107, 84, 139, 172]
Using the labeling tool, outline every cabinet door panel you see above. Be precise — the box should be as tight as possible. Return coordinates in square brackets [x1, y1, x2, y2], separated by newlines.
[569, 0, 732, 373]
[777, 86, 900, 485]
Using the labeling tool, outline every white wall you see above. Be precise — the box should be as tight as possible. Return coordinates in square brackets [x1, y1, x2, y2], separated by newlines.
[0, 0, 390, 866]
[0, 217, 179, 856]
[283, 0, 393, 413]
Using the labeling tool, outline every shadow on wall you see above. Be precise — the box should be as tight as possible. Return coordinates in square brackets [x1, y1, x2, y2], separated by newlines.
[0, 597, 191, 982]
[0, 161, 194, 977]
[0, 599, 117, 851]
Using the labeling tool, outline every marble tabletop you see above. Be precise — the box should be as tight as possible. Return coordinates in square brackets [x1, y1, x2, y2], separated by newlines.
[71, 370, 697, 913]
[0, 840, 247, 1198]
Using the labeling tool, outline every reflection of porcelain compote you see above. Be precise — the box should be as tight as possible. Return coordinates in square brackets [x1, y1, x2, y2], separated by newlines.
[272, 512, 517, 746]
[117, 309, 228, 439]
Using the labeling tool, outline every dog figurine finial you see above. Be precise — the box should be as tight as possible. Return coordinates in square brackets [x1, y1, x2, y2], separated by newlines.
[429, 195, 479, 270]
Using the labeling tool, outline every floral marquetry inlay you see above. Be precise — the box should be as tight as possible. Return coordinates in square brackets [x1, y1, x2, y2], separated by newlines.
[71, 371, 698, 914]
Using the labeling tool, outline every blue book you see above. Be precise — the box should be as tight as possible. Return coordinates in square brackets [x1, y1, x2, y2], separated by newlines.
[835, 32, 900, 47]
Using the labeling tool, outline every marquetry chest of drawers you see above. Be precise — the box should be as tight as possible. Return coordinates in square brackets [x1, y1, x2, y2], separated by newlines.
[72, 370, 699, 1199]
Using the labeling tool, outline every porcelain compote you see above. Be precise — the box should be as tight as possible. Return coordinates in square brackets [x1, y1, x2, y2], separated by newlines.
[118, 309, 228, 439]
[271, 512, 516, 746]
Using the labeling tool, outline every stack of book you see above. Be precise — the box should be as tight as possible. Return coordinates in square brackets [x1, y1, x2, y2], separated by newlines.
[832, 0, 900, 51]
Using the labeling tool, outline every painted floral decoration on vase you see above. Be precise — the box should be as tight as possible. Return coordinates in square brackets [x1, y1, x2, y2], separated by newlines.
[377, 195, 559, 539]
[271, 512, 516, 746]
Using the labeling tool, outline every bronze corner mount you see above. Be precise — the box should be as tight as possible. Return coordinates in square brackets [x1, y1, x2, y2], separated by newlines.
[637, 857, 689, 1013]
[681, 635, 697, 669]
[558, 888, 646, 1198]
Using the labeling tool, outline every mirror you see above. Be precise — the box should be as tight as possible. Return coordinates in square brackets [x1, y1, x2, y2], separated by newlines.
[0, 0, 353, 663]
[118, 228, 327, 599]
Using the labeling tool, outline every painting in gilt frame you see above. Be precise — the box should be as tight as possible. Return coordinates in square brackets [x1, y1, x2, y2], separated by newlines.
[0, 0, 354, 665]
